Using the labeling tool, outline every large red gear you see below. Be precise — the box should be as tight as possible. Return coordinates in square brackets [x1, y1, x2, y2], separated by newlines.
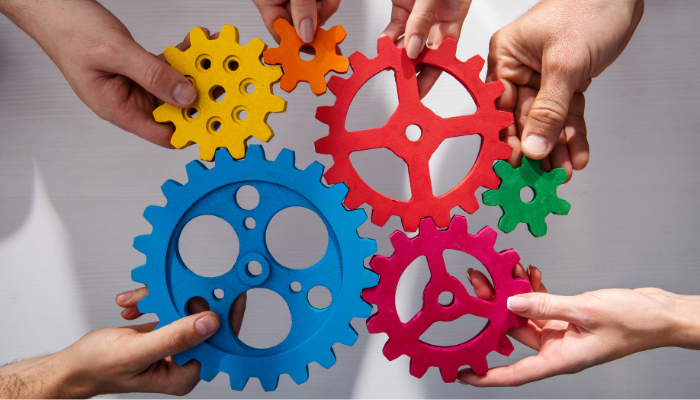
[362, 216, 530, 382]
[314, 37, 514, 232]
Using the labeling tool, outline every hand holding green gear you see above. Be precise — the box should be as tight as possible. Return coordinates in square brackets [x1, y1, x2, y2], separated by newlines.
[483, 156, 571, 237]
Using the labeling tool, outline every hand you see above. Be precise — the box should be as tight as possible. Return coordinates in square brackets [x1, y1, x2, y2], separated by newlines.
[0, 312, 220, 398]
[488, 0, 644, 180]
[380, 0, 472, 98]
[117, 286, 247, 335]
[0, 0, 198, 148]
[253, 0, 342, 44]
[458, 267, 700, 387]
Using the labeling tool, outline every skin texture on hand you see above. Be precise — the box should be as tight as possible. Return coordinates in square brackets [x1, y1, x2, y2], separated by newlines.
[381, 0, 472, 98]
[488, 0, 644, 181]
[0, 312, 221, 398]
[253, 0, 342, 44]
[0, 0, 197, 148]
[458, 267, 700, 387]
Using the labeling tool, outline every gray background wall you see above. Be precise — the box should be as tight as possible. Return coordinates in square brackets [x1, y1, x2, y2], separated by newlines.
[1, 0, 699, 398]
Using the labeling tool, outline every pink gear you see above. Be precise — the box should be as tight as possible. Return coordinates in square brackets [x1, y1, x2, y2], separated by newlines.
[362, 216, 530, 382]
[314, 37, 513, 232]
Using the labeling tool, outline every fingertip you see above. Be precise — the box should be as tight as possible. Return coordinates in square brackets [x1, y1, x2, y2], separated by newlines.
[406, 34, 423, 59]
[194, 312, 220, 337]
[521, 133, 551, 159]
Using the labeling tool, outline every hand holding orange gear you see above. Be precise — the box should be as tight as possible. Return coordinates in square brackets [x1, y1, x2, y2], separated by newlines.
[263, 18, 349, 95]
[154, 25, 287, 162]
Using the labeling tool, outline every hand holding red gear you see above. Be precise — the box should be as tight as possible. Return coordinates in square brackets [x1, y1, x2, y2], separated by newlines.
[362, 216, 530, 382]
[263, 18, 349, 95]
[314, 37, 514, 232]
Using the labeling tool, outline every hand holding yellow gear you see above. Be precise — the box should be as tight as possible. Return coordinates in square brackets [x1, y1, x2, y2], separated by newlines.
[154, 25, 287, 161]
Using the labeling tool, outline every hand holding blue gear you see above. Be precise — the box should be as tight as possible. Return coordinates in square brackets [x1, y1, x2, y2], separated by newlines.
[131, 145, 378, 391]
[482, 156, 571, 237]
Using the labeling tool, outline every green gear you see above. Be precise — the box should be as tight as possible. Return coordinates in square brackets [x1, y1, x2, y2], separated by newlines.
[482, 156, 570, 238]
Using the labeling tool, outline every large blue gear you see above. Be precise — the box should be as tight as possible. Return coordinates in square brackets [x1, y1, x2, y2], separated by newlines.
[131, 145, 378, 391]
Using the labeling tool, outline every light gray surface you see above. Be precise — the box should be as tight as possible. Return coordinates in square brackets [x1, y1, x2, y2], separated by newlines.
[1, 0, 700, 398]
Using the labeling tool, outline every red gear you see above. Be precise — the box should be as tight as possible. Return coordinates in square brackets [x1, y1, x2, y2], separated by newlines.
[314, 37, 513, 232]
[362, 216, 530, 382]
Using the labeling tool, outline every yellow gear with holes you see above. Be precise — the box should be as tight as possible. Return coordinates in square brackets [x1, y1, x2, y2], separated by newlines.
[154, 25, 287, 161]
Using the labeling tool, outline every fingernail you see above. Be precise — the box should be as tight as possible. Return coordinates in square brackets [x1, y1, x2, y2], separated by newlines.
[299, 18, 314, 43]
[407, 34, 423, 59]
[507, 296, 530, 312]
[195, 315, 219, 336]
[467, 268, 473, 284]
[173, 81, 196, 106]
[116, 290, 134, 303]
[523, 134, 549, 156]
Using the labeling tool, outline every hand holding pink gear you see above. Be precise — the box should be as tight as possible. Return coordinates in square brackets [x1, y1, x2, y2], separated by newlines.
[362, 216, 530, 382]
[315, 37, 514, 232]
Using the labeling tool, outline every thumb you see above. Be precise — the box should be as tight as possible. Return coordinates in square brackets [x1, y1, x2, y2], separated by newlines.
[521, 57, 581, 160]
[507, 292, 587, 325]
[137, 312, 220, 362]
[116, 40, 197, 108]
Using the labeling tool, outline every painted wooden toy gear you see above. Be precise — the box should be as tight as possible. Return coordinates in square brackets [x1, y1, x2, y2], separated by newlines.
[482, 156, 571, 238]
[132, 145, 378, 391]
[263, 18, 349, 95]
[314, 37, 514, 232]
[153, 25, 287, 162]
[362, 216, 530, 382]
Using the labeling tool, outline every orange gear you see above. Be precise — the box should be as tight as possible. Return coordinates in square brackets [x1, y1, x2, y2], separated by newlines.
[263, 18, 349, 96]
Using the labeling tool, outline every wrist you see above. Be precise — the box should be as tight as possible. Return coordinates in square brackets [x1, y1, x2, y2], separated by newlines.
[666, 295, 700, 350]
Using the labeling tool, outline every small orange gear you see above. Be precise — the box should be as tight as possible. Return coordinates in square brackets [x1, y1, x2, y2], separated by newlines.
[263, 18, 349, 95]
[154, 25, 287, 162]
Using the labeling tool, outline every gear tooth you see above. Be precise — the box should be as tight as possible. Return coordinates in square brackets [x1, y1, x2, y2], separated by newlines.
[133, 235, 151, 254]
[198, 145, 217, 162]
[388, 230, 411, 251]
[170, 132, 191, 149]
[382, 339, 402, 361]
[402, 216, 420, 233]
[552, 198, 571, 215]
[315, 105, 335, 124]
[172, 352, 193, 365]
[498, 214, 519, 234]
[482, 189, 501, 206]
[371, 208, 391, 227]
[219, 24, 241, 43]
[433, 211, 451, 229]
[376, 35, 396, 54]
[341, 189, 363, 209]
[475, 225, 498, 247]
[354, 299, 373, 318]
[199, 362, 219, 382]
[527, 220, 547, 238]
[259, 375, 280, 392]
[362, 267, 379, 288]
[469, 356, 489, 376]
[360, 238, 378, 259]
[245, 144, 266, 161]
[322, 164, 342, 184]
[310, 77, 328, 96]
[303, 161, 325, 181]
[161, 179, 183, 201]
[275, 148, 297, 167]
[438, 37, 459, 56]
[497, 335, 515, 356]
[214, 148, 234, 167]
[135, 293, 158, 314]
[338, 324, 359, 346]
[438, 366, 459, 383]
[348, 208, 368, 228]
[189, 27, 211, 46]
[493, 160, 513, 176]
[315, 348, 337, 369]
[409, 359, 431, 379]
[287, 366, 309, 385]
[418, 217, 438, 233]
[448, 215, 468, 232]
[262, 48, 280, 65]
[229, 375, 249, 391]
[551, 168, 569, 185]
[362, 285, 380, 305]
[131, 265, 148, 284]
[185, 160, 209, 182]
[142, 205, 163, 226]
[326, 76, 346, 95]
[162, 46, 182, 62]
[328, 182, 349, 202]
[465, 54, 486, 72]
[348, 51, 370, 69]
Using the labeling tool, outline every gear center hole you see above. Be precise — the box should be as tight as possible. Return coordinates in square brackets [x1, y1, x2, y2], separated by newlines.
[406, 124, 422, 141]
[299, 45, 316, 61]
[247, 261, 263, 276]
[520, 186, 535, 203]
[438, 291, 454, 306]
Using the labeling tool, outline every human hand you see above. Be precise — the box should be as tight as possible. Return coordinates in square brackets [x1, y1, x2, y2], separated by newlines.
[0, 0, 197, 147]
[458, 267, 700, 386]
[380, 0, 472, 98]
[488, 0, 644, 181]
[253, 0, 341, 44]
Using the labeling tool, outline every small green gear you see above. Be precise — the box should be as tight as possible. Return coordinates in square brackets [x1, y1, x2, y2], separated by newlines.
[482, 156, 570, 237]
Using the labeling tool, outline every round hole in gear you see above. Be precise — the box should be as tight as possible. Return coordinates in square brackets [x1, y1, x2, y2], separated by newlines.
[438, 291, 454, 306]
[213, 288, 225, 300]
[233, 107, 248, 123]
[235, 185, 259, 210]
[520, 186, 535, 203]
[247, 261, 263, 276]
[208, 117, 223, 134]
[184, 107, 199, 120]
[406, 124, 422, 141]
[299, 45, 316, 61]
[266, 206, 328, 270]
[290, 281, 302, 293]
[245, 83, 255, 94]
[187, 296, 211, 315]
[245, 217, 256, 229]
[197, 55, 213, 71]
[226, 57, 240, 72]
[237, 288, 292, 349]
[179, 215, 239, 278]
[210, 85, 226, 102]
[308, 285, 332, 310]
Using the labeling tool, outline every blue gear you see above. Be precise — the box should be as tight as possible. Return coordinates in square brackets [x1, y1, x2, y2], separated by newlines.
[131, 145, 378, 391]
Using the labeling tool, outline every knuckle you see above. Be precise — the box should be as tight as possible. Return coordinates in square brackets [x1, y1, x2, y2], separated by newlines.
[143, 61, 173, 94]
[167, 328, 192, 354]
[530, 98, 569, 127]
[534, 295, 553, 318]
[412, 10, 436, 29]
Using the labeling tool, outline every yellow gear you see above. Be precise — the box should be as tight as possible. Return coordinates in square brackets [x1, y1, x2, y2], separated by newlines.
[154, 25, 287, 161]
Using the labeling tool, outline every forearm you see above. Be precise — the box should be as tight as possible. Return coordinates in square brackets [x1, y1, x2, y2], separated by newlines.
[666, 294, 700, 350]
[0, 351, 92, 399]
